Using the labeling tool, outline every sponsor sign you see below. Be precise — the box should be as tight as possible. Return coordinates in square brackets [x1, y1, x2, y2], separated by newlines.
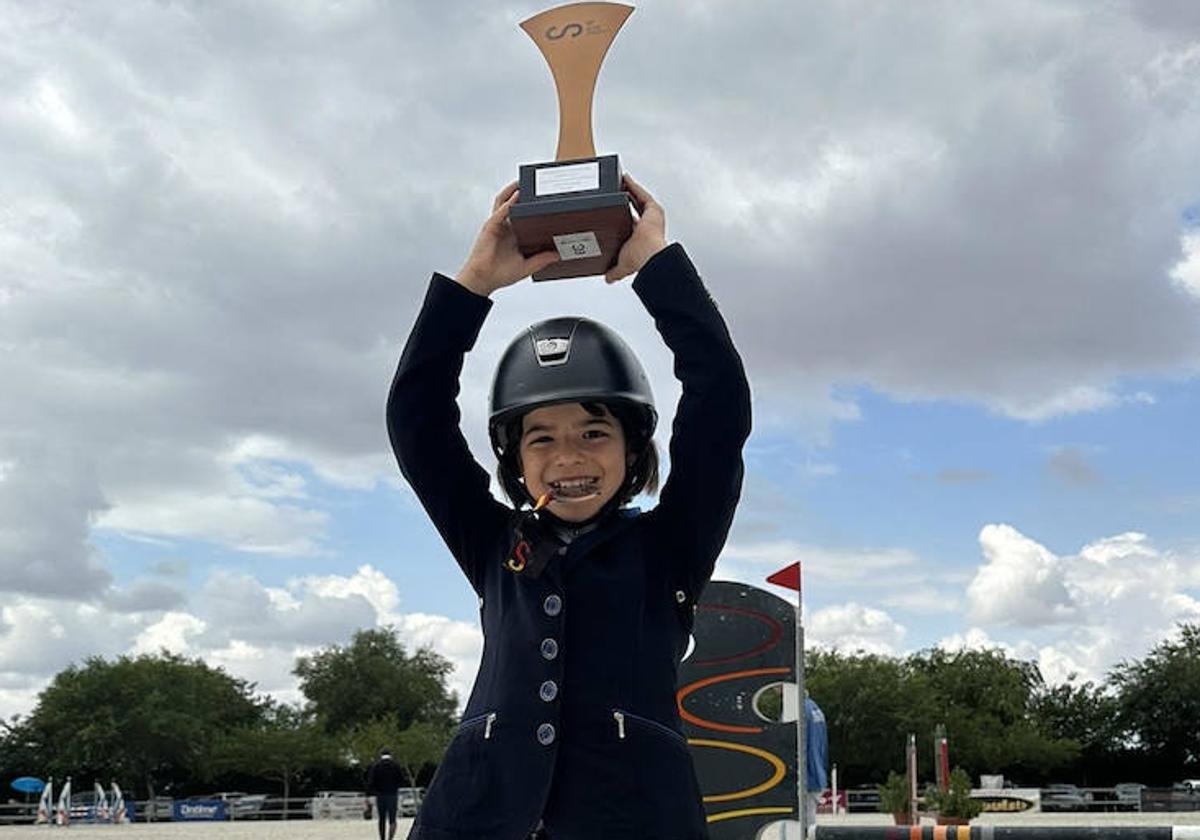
[173, 800, 227, 821]
[971, 789, 1041, 813]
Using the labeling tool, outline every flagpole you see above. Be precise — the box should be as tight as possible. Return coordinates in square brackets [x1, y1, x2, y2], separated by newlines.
[796, 566, 806, 840]
[766, 561, 806, 840]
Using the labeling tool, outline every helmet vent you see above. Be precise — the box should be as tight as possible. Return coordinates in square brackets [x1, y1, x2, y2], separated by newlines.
[534, 337, 572, 367]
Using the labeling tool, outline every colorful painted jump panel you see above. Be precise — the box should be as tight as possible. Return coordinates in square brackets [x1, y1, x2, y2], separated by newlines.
[678, 580, 799, 838]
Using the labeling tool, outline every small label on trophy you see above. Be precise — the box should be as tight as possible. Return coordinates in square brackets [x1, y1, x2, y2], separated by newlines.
[536, 162, 600, 196]
[553, 232, 601, 261]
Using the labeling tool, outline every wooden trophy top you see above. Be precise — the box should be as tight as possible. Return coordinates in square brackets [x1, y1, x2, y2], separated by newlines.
[520, 3, 634, 162]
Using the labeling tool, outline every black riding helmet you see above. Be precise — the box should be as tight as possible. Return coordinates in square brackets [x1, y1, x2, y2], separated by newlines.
[489, 316, 657, 508]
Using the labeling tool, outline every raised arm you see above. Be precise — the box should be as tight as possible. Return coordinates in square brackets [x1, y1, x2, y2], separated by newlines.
[618, 180, 752, 599]
[386, 184, 558, 593]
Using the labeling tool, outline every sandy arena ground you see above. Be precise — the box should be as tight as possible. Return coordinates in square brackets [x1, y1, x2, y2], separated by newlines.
[4, 812, 1200, 838]
[0, 818, 415, 838]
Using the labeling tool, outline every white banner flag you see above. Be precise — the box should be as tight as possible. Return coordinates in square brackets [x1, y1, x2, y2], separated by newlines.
[56, 777, 72, 826]
[35, 778, 52, 825]
[94, 780, 110, 822]
[110, 781, 127, 824]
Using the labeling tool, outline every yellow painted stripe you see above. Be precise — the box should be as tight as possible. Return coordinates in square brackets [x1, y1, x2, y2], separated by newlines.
[688, 738, 788, 803]
[706, 806, 794, 824]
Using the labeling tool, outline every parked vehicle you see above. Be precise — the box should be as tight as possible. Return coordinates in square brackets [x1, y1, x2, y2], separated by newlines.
[1041, 784, 1092, 812]
[309, 791, 371, 820]
[398, 787, 425, 817]
[1174, 780, 1200, 794]
[68, 792, 100, 822]
[1114, 783, 1145, 811]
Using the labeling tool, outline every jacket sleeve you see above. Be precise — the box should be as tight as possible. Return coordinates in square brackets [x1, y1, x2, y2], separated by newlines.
[386, 274, 511, 595]
[635, 244, 752, 601]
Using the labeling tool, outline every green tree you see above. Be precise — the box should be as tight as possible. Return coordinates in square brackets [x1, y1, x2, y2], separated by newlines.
[349, 717, 451, 787]
[905, 647, 1076, 782]
[1030, 676, 1120, 783]
[18, 652, 264, 803]
[294, 627, 457, 734]
[807, 646, 1078, 785]
[347, 716, 406, 772]
[1110, 623, 1200, 780]
[805, 649, 913, 783]
[209, 705, 340, 816]
[392, 721, 452, 786]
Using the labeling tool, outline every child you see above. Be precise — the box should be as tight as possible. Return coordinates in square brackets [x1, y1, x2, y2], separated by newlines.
[387, 177, 751, 840]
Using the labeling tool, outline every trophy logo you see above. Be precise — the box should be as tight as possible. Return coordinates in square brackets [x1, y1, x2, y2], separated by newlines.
[509, 3, 636, 281]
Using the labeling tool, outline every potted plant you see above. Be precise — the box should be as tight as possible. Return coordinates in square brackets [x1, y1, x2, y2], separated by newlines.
[925, 768, 983, 825]
[877, 771, 913, 825]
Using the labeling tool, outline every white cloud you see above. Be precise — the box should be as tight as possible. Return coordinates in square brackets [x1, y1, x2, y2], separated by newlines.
[968, 524, 1077, 626]
[0, 562, 484, 719]
[0, 597, 142, 676]
[2, 1, 1198, 602]
[132, 611, 208, 657]
[965, 525, 1200, 681]
[294, 565, 402, 621]
[2, 0, 1200, 721]
[996, 386, 1121, 423]
[1171, 232, 1200, 299]
[396, 612, 484, 706]
[807, 603, 907, 656]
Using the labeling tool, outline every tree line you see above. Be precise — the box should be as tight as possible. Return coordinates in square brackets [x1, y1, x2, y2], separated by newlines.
[3, 622, 1197, 799]
[808, 622, 1200, 788]
[0, 627, 456, 801]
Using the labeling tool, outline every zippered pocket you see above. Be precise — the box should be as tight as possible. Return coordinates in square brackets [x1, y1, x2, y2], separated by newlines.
[612, 708, 688, 749]
[456, 711, 497, 740]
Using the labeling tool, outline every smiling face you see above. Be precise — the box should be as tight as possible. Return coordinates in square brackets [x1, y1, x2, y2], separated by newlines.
[519, 402, 628, 522]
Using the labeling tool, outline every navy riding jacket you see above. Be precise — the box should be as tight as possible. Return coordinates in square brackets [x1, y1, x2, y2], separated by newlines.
[387, 243, 751, 840]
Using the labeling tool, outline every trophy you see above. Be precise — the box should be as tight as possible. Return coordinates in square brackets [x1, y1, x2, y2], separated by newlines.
[509, 2, 635, 281]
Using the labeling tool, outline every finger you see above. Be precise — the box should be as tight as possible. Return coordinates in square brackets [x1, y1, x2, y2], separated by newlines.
[626, 192, 643, 220]
[484, 189, 521, 231]
[623, 178, 647, 216]
[492, 181, 519, 212]
[623, 174, 653, 206]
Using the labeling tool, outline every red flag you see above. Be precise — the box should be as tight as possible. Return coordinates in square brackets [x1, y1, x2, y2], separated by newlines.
[766, 561, 801, 592]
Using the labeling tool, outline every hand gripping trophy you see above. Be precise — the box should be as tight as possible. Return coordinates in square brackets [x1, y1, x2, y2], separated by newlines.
[508, 2, 636, 281]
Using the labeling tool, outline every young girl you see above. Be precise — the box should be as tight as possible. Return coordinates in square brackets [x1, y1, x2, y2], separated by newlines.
[387, 177, 751, 840]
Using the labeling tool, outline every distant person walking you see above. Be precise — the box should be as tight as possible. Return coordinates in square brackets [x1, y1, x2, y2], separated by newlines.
[366, 748, 405, 840]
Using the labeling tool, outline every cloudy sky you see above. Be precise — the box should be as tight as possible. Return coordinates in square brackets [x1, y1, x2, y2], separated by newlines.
[2, 0, 1200, 721]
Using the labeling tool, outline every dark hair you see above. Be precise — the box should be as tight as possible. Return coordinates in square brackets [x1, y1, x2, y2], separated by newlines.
[496, 401, 659, 508]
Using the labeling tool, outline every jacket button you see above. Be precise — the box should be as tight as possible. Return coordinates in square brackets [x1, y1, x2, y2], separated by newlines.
[539, 680, 558, 702]
[675, 590, 687, 603]
[537, 723, 556, 745]
[540, 638, 559, 660]
[543, 594, 563, 616]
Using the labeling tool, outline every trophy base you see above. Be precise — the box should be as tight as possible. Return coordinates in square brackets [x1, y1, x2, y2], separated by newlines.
[509, 155, 633, 281]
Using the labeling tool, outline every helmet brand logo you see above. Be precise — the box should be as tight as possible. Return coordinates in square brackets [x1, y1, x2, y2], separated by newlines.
[534, 337, 571, 367]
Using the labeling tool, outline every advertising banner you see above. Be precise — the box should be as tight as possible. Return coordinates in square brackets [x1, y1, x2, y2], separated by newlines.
[173, 800, 227, 821]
